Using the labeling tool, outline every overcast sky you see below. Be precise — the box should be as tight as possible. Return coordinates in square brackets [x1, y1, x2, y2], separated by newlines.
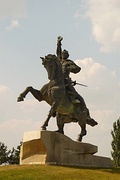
[0, 0, 120, 158]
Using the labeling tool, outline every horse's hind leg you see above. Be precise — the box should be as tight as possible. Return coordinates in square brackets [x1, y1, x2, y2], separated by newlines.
[56, 113, 64, 134]
[41, 103, 61, 131]
[76, 111, 87, 141]
[78, 123, 87, 141]
[17, 86, 43, 102]
[41, 102, 58, 131]
[41, 114, 51, 130]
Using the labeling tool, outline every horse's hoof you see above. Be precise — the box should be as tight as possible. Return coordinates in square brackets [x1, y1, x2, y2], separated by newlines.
[41, 126, 46, 130]
[77, 135, 82, 142]
[17, 96, 24, 102]
[55, 130, 64, 134]
[77, 138, 82, 142]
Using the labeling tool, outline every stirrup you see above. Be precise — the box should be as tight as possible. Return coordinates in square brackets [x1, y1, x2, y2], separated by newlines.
[72, 99, 80, 104]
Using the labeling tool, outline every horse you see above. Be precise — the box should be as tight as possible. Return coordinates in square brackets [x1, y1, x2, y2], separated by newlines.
[17, 54, 97, 141]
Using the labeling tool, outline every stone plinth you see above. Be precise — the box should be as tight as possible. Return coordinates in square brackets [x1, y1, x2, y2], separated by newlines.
[20, 130, 112, 167]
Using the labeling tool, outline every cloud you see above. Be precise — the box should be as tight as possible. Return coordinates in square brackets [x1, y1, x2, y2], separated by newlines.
[71, 58, 120, 132]
[70, 58, 120, 156]
[0, 0, 28, 20]
[0, 118, 41, 149]
[0, 84, 15, 122]
[0, 84, 10, 93]
[0, 84, 12, 102]
[74, 58, 106, 81]
[18, 99, 50, 113]
[85, 0, 120, 52]
[72, 58, 120, 108]
[5, 20, 20, 31]
[74, 0, 120, 52]
[0, 84, 12, 104]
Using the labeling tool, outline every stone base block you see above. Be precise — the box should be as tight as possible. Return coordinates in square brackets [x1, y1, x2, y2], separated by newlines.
[20, 130, 112, 167]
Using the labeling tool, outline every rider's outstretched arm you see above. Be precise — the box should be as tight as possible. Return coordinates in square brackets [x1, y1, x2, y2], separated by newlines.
[56, 36, 63, 60]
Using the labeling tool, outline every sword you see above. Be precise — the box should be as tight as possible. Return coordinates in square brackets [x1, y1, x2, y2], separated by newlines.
[71, 81, 88, 87]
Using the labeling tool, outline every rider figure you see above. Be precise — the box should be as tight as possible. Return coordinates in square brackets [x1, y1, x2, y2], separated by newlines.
[56, 36, 98, 127]
[56, 36, 87, 108]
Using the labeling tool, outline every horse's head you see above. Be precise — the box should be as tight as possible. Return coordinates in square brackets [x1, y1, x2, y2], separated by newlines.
[40, 54, 62, 80]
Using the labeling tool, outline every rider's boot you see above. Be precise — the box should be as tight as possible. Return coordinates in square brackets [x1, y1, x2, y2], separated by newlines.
[68, 91, 81, 104]
[72, 98, 80, 104]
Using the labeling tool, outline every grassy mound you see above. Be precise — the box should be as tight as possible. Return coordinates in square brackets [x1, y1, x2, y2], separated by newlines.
[0, 165, 120, 180]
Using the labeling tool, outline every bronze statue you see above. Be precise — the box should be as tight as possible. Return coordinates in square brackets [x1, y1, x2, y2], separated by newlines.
[17, 37, 98, 141]
[56, 36, 81, 104]
[56, 36, 97, 126]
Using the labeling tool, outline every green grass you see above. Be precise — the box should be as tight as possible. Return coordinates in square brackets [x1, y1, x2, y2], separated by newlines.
[0, 165, 120, 180]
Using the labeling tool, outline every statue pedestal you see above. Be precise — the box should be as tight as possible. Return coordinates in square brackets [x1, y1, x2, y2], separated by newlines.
[20, 130, 112, 167]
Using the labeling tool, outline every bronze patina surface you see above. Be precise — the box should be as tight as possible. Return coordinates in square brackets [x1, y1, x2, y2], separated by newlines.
[17, 37, 97, 141]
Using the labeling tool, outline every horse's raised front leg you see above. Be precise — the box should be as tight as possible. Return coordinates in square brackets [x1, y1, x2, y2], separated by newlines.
[77, 123, 87, 141]
[17, 86, 43, 102]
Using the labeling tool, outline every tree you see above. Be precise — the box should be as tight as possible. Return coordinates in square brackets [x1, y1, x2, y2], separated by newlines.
[0, 141, 22, 165]
[8, 142, 22, 165]
[0, 142, 9, 165]
[111, 118, 120, 167]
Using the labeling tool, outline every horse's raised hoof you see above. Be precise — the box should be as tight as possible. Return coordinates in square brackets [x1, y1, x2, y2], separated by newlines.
[17, 96, 24, 102]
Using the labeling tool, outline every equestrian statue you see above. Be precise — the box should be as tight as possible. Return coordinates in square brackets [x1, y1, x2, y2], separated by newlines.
[17, 37, 98, 141]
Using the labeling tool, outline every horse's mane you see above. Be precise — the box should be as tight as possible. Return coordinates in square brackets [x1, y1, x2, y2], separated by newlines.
[46, 54, 62, 68]
[46, 54, 64, 80]
[46, 54, 60, 63]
